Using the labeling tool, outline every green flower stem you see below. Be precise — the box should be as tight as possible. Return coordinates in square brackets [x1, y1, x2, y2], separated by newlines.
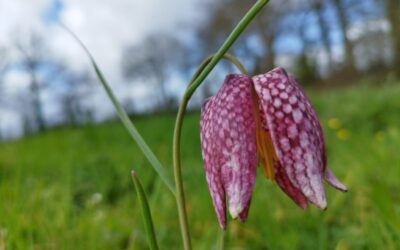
[173, 1, 269, 248]
[217, 229, 225, 250]
[63, 25, 176, 195]
[172, 54, 247, 250]
[131, 171, 159, 250]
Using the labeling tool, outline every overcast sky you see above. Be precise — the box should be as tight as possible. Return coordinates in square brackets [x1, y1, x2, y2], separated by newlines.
[0, 0, 207, 138]
[0, 0, 390, 138]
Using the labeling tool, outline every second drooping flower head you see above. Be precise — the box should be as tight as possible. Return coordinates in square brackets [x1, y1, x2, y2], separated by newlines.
[200, 67, 347, 229]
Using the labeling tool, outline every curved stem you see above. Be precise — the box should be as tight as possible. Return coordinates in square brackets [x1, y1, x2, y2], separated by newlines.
[172, 97, 191, 250]
[173, 54, 247, 250]
[172, 2, 269, 249]
[185, 0, 269, 98]
[188, 54, 248, 89]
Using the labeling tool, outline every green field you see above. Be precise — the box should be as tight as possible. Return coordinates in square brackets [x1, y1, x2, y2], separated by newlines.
[1, 83, 400, 249]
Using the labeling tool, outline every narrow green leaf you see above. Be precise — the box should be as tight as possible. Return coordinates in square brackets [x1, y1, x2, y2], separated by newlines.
[62, 25, 175, 195]
[131, 171, 159, 250]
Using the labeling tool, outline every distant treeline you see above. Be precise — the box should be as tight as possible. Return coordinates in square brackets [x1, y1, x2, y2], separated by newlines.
[0, 0, 398, 138]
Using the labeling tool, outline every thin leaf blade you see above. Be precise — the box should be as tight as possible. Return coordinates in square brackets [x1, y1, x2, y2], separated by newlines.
[62, 25, 175, 195]
[131, 170, 159, 250]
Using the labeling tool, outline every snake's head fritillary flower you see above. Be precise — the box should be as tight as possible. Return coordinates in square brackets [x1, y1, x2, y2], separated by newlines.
[252, 67, 347, 209]
[200, 67, 347, 229]
[200, 74, 257, 229]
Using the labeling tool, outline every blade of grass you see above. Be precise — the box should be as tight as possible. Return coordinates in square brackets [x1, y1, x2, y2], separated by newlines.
[131, 170, 159, 250]
[62, 25, 175, 195]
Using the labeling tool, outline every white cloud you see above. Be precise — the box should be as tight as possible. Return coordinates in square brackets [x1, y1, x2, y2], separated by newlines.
[54, 0, 204, 74]
[3, 69, 30, 95]
[0, 0, 51, 42]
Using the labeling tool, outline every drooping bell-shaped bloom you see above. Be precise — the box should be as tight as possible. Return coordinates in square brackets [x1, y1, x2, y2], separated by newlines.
[200, 67, 347, 229]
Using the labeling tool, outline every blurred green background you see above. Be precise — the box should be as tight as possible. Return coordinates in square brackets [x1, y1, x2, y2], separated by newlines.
[1, 81, 399, 249]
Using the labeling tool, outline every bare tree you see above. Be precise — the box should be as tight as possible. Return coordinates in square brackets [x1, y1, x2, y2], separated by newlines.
[18, 92, 37, 135]
[353, 26, 390, 71]
[197, 0, 291, 75]
[331, 0, 356, 72]
[49, 63, 93, 125]
[385, 0, 400, 75]
[15, 33, 49, 131]
[0, 48, 8, 106]
[0, 48, 10, 140]
[310, 0, 334, 70]
[121, 33, 186, 111]
[296, 16, 320, 85]
[252, 4, 281, 74]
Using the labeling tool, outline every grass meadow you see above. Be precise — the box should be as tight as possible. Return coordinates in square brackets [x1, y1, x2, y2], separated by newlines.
[0, 82, 400, 249]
